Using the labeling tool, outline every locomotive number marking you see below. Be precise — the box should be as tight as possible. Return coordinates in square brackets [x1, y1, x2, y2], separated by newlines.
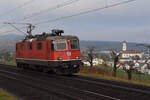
[67, 52, 71, 56]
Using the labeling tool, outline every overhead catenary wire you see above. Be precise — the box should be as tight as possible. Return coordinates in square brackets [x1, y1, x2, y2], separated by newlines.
[0, 26, 27, 35]
[1, 23, 28, 35]
[35, 0, 136, 25]
[0, 0, 35, 18]
[7, 24, 27, 36]
[4, 22, 32, 25]
[3, 22, 35, 35]
[0, 0, 137, 34]
[0, 0, 36, 32]
[0, 0, 79, 34]
[22, 0, 80, 21]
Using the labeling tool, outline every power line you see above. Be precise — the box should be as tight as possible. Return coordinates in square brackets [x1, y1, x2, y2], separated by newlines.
[35, 0, 136, 25]
[0, 26, 26, 35]
[0, 0, 35, 18]
[4, 22, 31, 25]
[0, 0, 79, 34]
[0, 0, 137, 34]
[0, 0, 35, 33]
[6, 23, 27, 35]
[2, 22, 35, 35]
[22, 0, 79, 21]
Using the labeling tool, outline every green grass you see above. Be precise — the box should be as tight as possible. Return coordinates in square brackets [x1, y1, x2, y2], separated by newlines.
[0, 90, 18, 100]
[132, 74, 150, 83]
[79, 65, 150, 86]
[117, 69, 150, 83]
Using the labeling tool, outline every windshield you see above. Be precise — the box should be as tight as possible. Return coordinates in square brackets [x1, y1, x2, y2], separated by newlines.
[70, 39, 79, 50]
[55, 39, 67, 50]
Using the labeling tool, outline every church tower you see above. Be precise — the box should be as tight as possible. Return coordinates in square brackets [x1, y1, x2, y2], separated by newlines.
[122, 40, 127, 51]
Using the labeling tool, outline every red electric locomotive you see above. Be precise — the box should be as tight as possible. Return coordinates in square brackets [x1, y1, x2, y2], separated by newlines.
[16, 29, 82, 75]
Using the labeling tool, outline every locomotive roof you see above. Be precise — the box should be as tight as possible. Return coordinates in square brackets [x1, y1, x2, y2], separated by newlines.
[18, 33, 78, 43]
[46, 35, 78, 40]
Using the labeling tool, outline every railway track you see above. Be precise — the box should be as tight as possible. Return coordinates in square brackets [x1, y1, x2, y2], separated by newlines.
[0, 64, 119, 100]
[0, 64, 150, 100]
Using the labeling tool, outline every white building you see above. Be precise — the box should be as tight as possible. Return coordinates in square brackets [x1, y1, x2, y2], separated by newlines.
[138, 63, 150, 75]
[83, 58, 104, 66]
[121, 41, 142, 59]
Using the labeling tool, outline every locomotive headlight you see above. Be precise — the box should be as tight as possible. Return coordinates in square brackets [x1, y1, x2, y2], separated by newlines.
[58, 57, 63, 60]
[76, 56, 79, 60]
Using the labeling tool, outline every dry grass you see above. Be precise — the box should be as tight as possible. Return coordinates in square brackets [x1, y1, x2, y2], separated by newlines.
[80, 65, 113, 76]
[77, 72, 150, 86]
[0, 89, 18, 100]
[0, 61, 16, 66]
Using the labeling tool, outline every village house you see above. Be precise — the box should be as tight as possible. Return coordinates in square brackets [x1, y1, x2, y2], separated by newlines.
[82, 58, 104, 66]
[138, 63, 150, 75]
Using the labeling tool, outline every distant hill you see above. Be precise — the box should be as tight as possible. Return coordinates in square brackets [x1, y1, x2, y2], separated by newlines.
[0, 34, 23, 42]
[80, 40, 147, 51]
[0, 34, 147, 52]
[0, 34, 23, 52]
[80, 40, 122, 50]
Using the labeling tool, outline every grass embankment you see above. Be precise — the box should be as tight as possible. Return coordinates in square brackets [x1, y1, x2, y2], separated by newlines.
[77, 65, 150, 86]
[1, 61, 150, 86]
[0, 90, 18, 100]
[0, 61, 16, 66]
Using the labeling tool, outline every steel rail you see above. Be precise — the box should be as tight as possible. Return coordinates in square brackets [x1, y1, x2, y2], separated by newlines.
[0, 64, 150, 94]
[60, 75, 150, 95]
[0, 69, 119, 100]
[0, 70, 79, 100]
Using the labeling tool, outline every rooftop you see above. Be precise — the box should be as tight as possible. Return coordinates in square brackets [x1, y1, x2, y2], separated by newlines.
[122, 50, 141, 54]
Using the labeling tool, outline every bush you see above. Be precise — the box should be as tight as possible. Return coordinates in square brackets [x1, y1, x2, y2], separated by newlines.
[80, 65, 113, 76]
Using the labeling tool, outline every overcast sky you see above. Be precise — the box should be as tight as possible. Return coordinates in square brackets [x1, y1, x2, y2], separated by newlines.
[0, 0, 149, 43]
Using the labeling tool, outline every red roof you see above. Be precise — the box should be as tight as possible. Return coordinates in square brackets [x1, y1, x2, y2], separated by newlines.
[123, 50, 141, 54]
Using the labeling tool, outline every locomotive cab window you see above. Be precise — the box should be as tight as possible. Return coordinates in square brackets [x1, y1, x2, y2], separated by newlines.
[37, 42, 42, 50]
[28, 42, 32, 50]
[21, 43, 24, 50]
[51, 41, 54, 50]
[55, 40, 67, 51]
[70, 39, 79, 50]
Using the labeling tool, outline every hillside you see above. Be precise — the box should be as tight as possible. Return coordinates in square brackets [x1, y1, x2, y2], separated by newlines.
[80, 40, 147, 52]
[0, 34, 23, 52]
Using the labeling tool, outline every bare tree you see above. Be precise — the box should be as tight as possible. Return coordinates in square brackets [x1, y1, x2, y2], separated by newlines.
[87, 47, 95, 68]
[121, 60, 135, 80]
[111, 51, 121, 77]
